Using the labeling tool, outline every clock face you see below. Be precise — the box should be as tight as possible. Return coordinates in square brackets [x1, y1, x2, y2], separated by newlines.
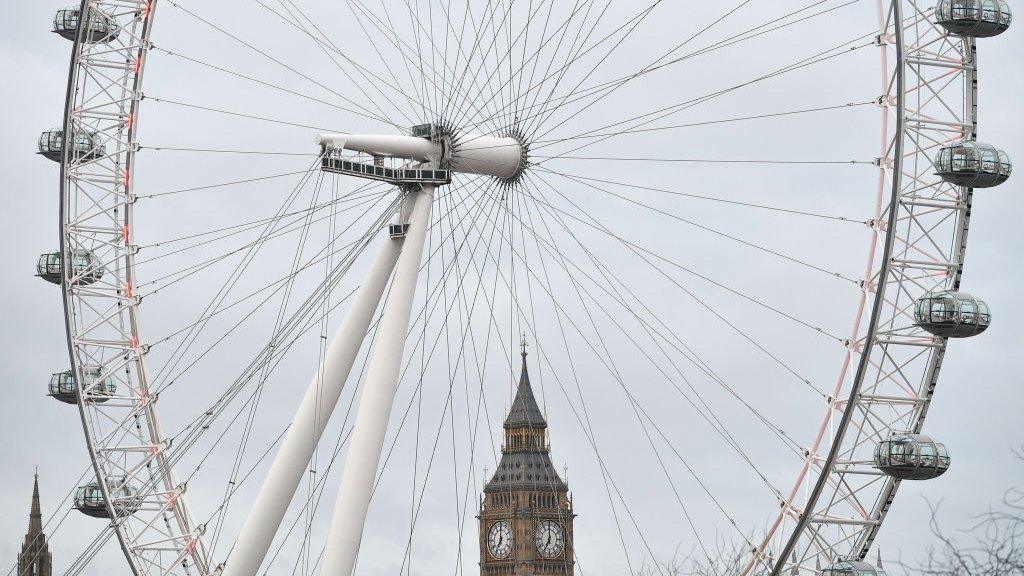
[534, 520, 565, 558]
[487, 520, 513, 559]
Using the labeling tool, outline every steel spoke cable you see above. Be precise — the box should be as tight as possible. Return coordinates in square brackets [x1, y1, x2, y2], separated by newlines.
[531, 35, 876, 157]
[163, 0, 404, 128]
[522, 0, 663, 137]
[523, 0, 865, 140]
[135, 186, 393, 304]
[481, 186, 767, 561]
[209, 170, 330, 552]
[133, 187, 389, 268]
[447, 0, 561, 133]
[453, 183, 665, 573]
[335, 0, 437, 122]
[528, 171, 849, 341]
[525, 170, 832, 392]
[515, 181, 816, 528]
[140, 170, 313, 199]
[146, 159, 323, 391]
[146, 96, 348, 133]
[513, 0, 625, 138]
[456, 0, 616, 138]
[460, 194, 689, 575]
[442, 0, 519, 132]
[136, 188, 388, 253]
[531, 101, 875, 147]
[519, 180, 720, 562]
[539, 167, 863, 284]
[266, 0, 425, 125]
[509, 179, 579, 576]
[437, 182, 617, 575]
[131, 192, 389, 281]
[531, 165, 867, 224]
[527, 0, 860, 138]
[139, 146, 319, 156]
[518, 174, 810, 451]
[535, 155, 874, 165]
[150, 45, 399, 128]
[504, 182, 803, 488]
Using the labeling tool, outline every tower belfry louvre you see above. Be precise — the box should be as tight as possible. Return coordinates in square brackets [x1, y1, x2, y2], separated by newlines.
[18, 472, 52, 576]
[479, 345, 574, 576]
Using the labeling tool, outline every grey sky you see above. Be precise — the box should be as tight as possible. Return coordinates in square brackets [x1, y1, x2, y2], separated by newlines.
[1, 1, 1022, 576]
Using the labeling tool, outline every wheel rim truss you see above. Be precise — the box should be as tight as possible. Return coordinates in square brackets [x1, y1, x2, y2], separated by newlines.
[60, 2, 210, 576]
[749, 1, 980, 574]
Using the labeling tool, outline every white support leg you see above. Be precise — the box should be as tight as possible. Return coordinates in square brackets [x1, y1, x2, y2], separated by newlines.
[320, 185, 435, 576]
[222, 229, 405, 576]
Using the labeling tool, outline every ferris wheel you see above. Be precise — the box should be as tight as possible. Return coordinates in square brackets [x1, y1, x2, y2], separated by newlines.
[34, 1, 1015, 576]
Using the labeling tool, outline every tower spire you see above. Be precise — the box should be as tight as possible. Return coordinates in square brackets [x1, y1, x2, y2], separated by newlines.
[19, 469, 52, 576]
[29, 469, 42, 536]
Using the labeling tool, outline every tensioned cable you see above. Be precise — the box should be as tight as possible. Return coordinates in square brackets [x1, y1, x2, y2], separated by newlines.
[521, 0, 866, 141]
[526, 171, 847, 342]
[531, 101, 874, 147]
[209, 169, 330, 553]
[139, 146, 319, 156]
[134, 188, 389, 268]
[140, 170, 313, 199]
[538, 168, 862, 284]
[436, 182, 613, 575]
[465, 199, 680, 575]
[447, 182, 666, 574]
[476, 184, 772, 559]
[533, 34, 877, 160]
[524, 171, 831, 394]
[147, 159, 323, 399]
[533, 156, 874, 165]
[151, 45, 397, 127]
[163, 0, 403, 128]
[531, 165, 867, 224]
[447, 0, 614, 136]
[147, 97, 345, 133]
[517, 174, 811, 450]
[263, 0, 426, 125]
[505, 180, 804, 474]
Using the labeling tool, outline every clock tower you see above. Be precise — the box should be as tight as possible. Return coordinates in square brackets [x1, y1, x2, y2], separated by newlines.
[479, 344, 574, 576]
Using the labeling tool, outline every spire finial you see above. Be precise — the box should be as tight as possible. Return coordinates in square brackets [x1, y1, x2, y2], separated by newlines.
[520, 333, 528, 358]
[28, 468, 42, 536]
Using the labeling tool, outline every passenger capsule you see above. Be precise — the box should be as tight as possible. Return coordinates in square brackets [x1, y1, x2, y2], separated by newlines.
[36, 249, 105, 286]
[914, 290, 991, 338]
[934, 141, 1012, 188]
[38, 129, 105, 162]
[820, 560, 887, 576]
[49, 368, 117, 405]
[74, 481, 140, 519]
[874, 433, 951, 480]
[52, 7, 120, 43]
[934, 0, 1013, 37]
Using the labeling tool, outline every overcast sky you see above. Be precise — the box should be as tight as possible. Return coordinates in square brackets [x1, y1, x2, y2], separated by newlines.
[1, 2, 1022, 576]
